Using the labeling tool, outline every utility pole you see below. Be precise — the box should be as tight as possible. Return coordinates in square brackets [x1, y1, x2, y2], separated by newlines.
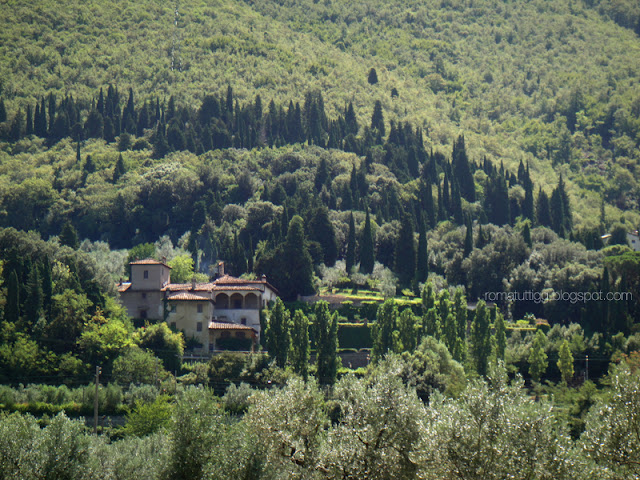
[94, 365, 101, 434]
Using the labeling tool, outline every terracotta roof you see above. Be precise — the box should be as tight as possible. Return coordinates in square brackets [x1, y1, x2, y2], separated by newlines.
[167, 292, 213, 301]
[213, 275, 279, 294]
[163, 283, 215, 292]
[118, 283, 131, 292]
[211, 285, 262, 292]
[209, 321, 257, 332]
[130, 258, 171, 268]
[213, 275, 257, 285]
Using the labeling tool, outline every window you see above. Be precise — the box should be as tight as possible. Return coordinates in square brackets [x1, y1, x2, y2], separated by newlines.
[197, 304, 203, 313]
[141, 292, 147, 299]
[139, 310, 147, 319]
[241, 318, 247, 325]
[171, 304, 176, 312]
[233, 299, 242, 309]
[197, 322, 203, 332]
[143, 270, 149, 279]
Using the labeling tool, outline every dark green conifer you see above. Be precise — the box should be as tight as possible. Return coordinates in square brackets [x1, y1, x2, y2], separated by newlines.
[359, 209, 375, 274]
[370, 100, 385, 136]
[464, 216, 473, 257]
[415, 215, 428, 285]
[346, 212, 356, 273]
[60, 220, 79, 249]
[395, 212, 416, 286]
[0, 97, 6, 123]
[368, 67, 379, 84]
[5, 270, 20, 324]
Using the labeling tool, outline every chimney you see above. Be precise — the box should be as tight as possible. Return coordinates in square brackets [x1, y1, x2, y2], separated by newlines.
[218, 261, 225, 277]
[191, 277, 197, 290]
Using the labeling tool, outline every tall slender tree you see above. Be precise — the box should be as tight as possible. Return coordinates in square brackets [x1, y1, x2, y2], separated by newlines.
[394, 213, 416, 286]
[290, 310, 310, 380]
[346, 212, 356, 273]
[314, 301, 338, 385]
[266, 298, 290, 368]
[359, 209, 375, 274]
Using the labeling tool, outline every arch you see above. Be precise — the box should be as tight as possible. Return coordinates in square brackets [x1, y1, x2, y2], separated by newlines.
[244, 293, 259, 309]
[215, 293, 229, 309]
[230, 293, 244, 309]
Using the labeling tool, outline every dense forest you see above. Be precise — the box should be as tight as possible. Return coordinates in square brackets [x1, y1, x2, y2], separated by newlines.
[0, 0, 639, 478]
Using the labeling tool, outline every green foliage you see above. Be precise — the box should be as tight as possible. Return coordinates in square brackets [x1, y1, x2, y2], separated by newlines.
[581, 364, 640, 478]
[124, 395, 172, 438]
[529, 330, 549, 383]
[290, 310, 310, 380]
[135, 322, 184, 373]
[372, 299, 397, 361]
[112, 346, 166, 385]
[164, 387, 225, 480]
[265, 298, 290, 368]
[557, 339, 575, 384]
[314, 301, 339, 385]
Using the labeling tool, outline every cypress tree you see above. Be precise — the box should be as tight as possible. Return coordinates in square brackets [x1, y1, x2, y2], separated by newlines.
[372, 299, 397, 361]
[9, 109, 23, 142]
[452, 135, 476, 202]
[453, 288, 467, 363]
[421, 281, 436, 312]
[346, 212, 356, 273]
[290, 310, 310, 380]
[536, 188, 552, 227]
[471, 300, 492, 376]
[36, 97, 47, 137]
[60, 220, 79, 249]
[395, 308, 418, 353]
[423, 180, 436, 228]
[523, 221, 532, 247]
[24, 264, 44, 329]
[557, 339, 574, 384]
[315, 301, 338, 385]
[25, 105, 33, 136]
[266, 298, 290, 368]
[41, 256, 53, 318]
[47, 93, 56, 134]
[5, 270, 20, 324]
[442, 173, 450, 215]
[423, 307, 441, 340]
[97, 88, 105, 115]
[394, 212, 416, 287]
[113, 153, 126, 182]
[550, 187, 566, 237]
[0, 97, 6, 123]
[494, 309, 506, 362]
[345, 101, 358, 135]
[528, 330, 548, 383]
[308, 206, 338, 267]
[416, 214, 428, 282]
[367, 67, 378, 85]
[370, 100, 385, 136]
[282, 215, 314, 299]
[463, 216, 473, 257]
[450, 179, 464, 224]
[359, 209, 375, 274]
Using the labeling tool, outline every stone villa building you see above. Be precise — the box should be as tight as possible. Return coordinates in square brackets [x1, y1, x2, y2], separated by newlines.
[118, 259, 278, 353]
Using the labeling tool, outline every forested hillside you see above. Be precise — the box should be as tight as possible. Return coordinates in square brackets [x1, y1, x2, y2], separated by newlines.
[1, 0, 639, 225]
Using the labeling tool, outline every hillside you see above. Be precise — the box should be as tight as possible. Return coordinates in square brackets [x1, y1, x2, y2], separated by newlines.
[0, 0, 639, 228]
